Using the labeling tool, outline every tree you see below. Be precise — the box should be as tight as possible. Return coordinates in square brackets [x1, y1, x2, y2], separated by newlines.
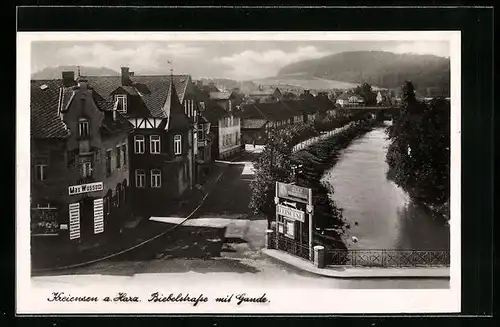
[249, 128, 295, 221]
[354, 83, 377, 106]
[386, 81, 450, 205]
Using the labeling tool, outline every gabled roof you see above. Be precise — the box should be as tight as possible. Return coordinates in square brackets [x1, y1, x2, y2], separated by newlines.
[31, 79, 69, 139]
[165, 74, 191, 131]
[85, 74, 190, 118]
[245, 102, 294, 122]
[31, 79, 133, 139]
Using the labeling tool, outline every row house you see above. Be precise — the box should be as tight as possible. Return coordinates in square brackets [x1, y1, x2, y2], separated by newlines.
[30, 72, 133, 244]
[237, 101, 297, 145]
[205, 91, 242, 160]
[335, 93, 365, 107]
[237, 97, 336, 144]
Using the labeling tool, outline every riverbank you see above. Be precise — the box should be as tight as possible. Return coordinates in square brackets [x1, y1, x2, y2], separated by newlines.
[290, 118, 380, 249]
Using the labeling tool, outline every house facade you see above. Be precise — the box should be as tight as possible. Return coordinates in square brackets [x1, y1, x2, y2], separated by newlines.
[30, 72, 133, 243]
[336, 93, 365, 107]
[81, 67, 209, 216]
[207, 92, 242, 160]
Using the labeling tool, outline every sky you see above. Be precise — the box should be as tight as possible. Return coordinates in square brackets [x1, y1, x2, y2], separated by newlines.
[31, 40, 450, 80]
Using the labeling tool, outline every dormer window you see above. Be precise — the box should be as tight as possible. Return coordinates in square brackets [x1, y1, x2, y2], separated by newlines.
[78, 117, 89, 138]
[115, 95, 127, 114]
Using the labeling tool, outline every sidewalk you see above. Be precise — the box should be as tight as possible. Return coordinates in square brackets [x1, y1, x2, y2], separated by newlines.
[31, 161, 230, 273]
[262, 249, 450, 279]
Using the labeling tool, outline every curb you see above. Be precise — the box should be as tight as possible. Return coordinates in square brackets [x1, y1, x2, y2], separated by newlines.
[262, 249, 450, 279]
[32, 151, 249, 273]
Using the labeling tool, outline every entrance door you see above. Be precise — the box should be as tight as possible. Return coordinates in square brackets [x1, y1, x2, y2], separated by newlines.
[80, 197, 94, 241]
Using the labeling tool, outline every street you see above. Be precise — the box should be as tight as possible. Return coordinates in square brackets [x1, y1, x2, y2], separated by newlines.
[34, 146, 448, 289]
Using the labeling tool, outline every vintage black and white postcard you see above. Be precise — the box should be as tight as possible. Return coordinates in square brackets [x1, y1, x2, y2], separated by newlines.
[16, 31, 461, 314]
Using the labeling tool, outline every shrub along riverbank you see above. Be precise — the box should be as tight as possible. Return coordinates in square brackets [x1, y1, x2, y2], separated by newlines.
[250, 116, 378, 250]
[385, 81, 450, 220]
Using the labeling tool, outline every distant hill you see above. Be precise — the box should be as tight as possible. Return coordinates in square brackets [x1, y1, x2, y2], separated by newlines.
[31, 65, 119, 80]
[277, 51, 450, 96]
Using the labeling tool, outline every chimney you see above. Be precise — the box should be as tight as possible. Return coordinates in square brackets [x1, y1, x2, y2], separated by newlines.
[121, 67, 130, 86]
[62, 71, 75, 87]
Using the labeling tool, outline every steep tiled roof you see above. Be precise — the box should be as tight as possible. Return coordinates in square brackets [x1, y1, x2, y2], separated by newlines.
[85, 75, 190, 118]
[242, 119, 267, 129]
[165, 75, 191, 131]
[202, 103, 230, 124]
[30, 79, 69, 139]
[31, 79, 134, 139]
[237, 103, 267, 120]
[239, 102, 294, 122]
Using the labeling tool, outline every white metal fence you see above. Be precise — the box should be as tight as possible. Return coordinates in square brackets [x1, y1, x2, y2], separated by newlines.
[292, 122, 354, 153]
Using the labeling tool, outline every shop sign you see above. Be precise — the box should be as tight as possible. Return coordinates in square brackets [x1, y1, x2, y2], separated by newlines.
[277, 182, 310, 203]
[276, 204, 305, 223]
[68, 182, 104, 196]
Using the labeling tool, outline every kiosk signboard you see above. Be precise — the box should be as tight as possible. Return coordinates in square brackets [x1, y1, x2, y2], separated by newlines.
[275, 182, 314, 260]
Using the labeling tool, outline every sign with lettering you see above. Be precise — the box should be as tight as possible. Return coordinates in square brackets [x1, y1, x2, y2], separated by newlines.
[277, 182, 310, 203]
[68, 182, 104, 196]
[276, 204, 305, 223]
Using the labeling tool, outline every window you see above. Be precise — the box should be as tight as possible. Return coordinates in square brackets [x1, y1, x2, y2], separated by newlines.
[116, 146, 121, 168]
[121, 144, 127, 166]
[115, 95, 127, 114]
[135, 169, 145, 188]
[174, 134, 182, 155]
[134, 135, 145, 154]
[105, 150, 112, 176]
[78, 118, 89, 138]
[151, 169, 161, 188]
[34, 158, 48, 181]
[79, 157, 92, 178]
[150, 135, 161, 154]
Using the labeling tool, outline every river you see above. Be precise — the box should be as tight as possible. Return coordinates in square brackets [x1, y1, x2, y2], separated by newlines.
[322, 122, 450, 251]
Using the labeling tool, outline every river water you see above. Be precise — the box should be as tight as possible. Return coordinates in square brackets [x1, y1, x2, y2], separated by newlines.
[322, 122, 450, 251]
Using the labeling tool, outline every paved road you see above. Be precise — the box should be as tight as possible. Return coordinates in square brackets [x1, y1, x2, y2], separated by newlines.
[34, 148, 449, 289]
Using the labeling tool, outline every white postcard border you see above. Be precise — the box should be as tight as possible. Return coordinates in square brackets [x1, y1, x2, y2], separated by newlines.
[16, 31, 461, 314]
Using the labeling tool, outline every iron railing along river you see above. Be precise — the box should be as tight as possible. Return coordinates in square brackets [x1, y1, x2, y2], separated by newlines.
[326, 249, 450, 267]
[269, 232, 450, 267]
